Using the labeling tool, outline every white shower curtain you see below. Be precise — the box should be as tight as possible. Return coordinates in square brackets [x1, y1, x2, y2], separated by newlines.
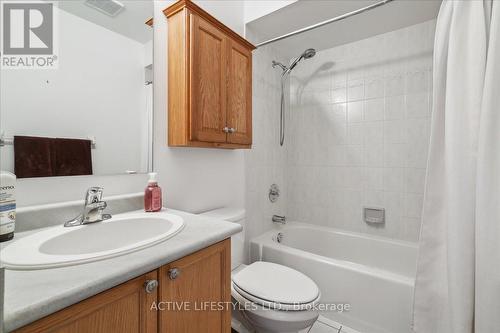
[413, 1, 500, 332]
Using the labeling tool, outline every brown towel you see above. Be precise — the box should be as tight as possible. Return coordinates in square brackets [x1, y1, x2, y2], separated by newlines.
[14, 136, 55, 178]
[13, 136, 93, 178]
[52, 138, 93, 176]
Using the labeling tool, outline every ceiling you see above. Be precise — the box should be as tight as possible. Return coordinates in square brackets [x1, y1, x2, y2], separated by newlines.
[57, 0, 153, 44]
[247, 0, 442, 58]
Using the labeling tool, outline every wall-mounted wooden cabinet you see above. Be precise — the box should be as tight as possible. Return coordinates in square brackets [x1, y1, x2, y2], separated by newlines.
[165, 0, 255, 149]
[15, 240, 231, 333]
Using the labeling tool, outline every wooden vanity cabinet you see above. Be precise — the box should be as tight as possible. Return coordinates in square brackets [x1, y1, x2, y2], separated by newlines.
[14, 239, 231, 333]
[165, 0, 255, 149]
[158, 239, 231, 333]
[15, 271, 158, 333]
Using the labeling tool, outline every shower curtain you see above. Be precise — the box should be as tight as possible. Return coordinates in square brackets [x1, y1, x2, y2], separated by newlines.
[413, 1, 500, 332]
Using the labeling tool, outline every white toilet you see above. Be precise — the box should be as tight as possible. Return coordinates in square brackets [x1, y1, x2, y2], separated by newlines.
[200, 208, 320, 333]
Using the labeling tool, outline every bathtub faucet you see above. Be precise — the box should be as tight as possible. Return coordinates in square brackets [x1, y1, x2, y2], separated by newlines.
[272, 215, 286, 224]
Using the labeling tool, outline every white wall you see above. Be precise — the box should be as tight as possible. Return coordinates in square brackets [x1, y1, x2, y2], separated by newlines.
[195, 0, 245, 35]
[151, 0, 245, 213]
[244, 1, 297, 23]
[285, 20, 436, 241]
[0, 7, 149, 176]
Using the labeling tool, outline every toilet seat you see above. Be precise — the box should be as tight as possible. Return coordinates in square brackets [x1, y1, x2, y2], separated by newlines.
[232, 261, 320, 311]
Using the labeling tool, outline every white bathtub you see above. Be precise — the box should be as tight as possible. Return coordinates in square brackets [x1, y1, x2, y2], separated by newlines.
[249, 223, 418, 333]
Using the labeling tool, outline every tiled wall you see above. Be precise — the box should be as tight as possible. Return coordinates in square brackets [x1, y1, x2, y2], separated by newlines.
[244, 39, 288, 244]
[285, 20, 436, 241]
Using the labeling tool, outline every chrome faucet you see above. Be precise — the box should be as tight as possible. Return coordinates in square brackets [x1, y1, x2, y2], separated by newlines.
[272, 215, 286, 224]
[64, 187, 111, 227]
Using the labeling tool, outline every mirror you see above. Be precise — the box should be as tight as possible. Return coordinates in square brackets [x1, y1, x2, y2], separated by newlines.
[0, 0, 153, 178]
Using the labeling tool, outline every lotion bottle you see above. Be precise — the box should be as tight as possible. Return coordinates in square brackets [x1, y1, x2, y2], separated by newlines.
[144, 172, 162, 212]
[0, 171, 16, 242]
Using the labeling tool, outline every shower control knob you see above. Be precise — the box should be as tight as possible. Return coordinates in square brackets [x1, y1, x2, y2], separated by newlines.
[144, 279, 158, 293]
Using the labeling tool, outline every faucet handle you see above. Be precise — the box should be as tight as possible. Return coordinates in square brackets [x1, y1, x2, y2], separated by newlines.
[85, 187, 104, 205]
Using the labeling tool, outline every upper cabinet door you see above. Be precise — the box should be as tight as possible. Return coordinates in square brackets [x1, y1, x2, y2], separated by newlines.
[226, 40, 252, 145]
[189, 14, 227, 143]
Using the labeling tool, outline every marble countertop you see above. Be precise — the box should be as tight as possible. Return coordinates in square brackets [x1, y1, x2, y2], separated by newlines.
[1, 208, 242, 332]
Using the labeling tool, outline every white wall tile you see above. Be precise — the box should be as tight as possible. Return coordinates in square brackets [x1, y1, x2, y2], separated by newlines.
[347, 123, 364, 145]
[385, 96, 405, 120]
[363, 122, 384, 144]
[347, 79, 365, 102]
[365, 167, 384, 191]
[365, 77, 385, 99]
[347, 101, 363, 122]
[332, 87, 347, 103]
[406, 70, 429, 94]
[364, 98, 385, 121]
[406, 93, 430, 118]
[249, 20, 436, 244]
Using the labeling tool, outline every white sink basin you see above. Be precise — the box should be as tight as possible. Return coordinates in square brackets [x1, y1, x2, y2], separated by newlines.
[1, 212, 184, 270]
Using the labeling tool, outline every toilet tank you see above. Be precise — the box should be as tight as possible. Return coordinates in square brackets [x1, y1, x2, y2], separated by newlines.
[199, 207, 245, 270]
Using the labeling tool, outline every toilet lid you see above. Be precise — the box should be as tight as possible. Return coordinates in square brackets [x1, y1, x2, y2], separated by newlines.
[232, 262, 320, 310]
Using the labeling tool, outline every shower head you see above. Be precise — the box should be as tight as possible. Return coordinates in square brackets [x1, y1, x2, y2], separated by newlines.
[288, 48, 316, 72]
[272, 48, 316, 75]
[302, 48, 317, 59]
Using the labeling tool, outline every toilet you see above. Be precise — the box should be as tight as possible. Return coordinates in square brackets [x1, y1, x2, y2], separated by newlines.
[200, 208, 320, 333]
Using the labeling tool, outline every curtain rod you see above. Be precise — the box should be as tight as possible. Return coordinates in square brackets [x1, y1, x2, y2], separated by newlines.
[255, 0, 395, 48]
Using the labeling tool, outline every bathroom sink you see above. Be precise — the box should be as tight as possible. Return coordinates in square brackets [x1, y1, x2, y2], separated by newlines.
[1, 212, 184, 270]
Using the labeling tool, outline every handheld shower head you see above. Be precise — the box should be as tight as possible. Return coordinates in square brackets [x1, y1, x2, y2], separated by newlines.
[288, 48, 316, 72]
[302, 48, 317, 59]
[272, 47, 316, 146]
[272, 48, 316, 75]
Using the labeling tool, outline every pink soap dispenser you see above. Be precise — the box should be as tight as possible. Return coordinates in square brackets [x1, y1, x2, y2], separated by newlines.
[144, 172, 162, 212]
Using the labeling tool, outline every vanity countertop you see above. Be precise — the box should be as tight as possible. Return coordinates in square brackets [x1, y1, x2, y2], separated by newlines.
[1, 208, 242, 332]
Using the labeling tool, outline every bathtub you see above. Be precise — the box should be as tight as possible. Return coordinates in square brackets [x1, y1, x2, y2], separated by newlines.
[249, 222, 418, 333]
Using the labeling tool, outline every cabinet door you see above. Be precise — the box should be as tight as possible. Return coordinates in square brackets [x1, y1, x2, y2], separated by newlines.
[190, 14, 228, 143]
[158, 239, 231, 333]
[15, 271, 158, 333]
[226, 39, 252, 145]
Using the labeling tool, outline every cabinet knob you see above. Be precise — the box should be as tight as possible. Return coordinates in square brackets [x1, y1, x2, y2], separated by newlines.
[144, 279, 158, 293]
[223, 127, 236, 133]
[168, 268, 181, 280]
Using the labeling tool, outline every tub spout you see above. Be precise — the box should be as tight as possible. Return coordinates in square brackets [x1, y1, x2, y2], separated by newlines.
[272, 215, 286, 224]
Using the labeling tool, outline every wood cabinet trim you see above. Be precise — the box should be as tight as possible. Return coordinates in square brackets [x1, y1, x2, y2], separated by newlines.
[164, 0, 256, 51]
[168, 9, 189, 146]
[170, 141, 251, 149]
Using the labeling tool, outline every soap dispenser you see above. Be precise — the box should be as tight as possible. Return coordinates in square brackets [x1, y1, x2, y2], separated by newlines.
[144, 172, 162, 212]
